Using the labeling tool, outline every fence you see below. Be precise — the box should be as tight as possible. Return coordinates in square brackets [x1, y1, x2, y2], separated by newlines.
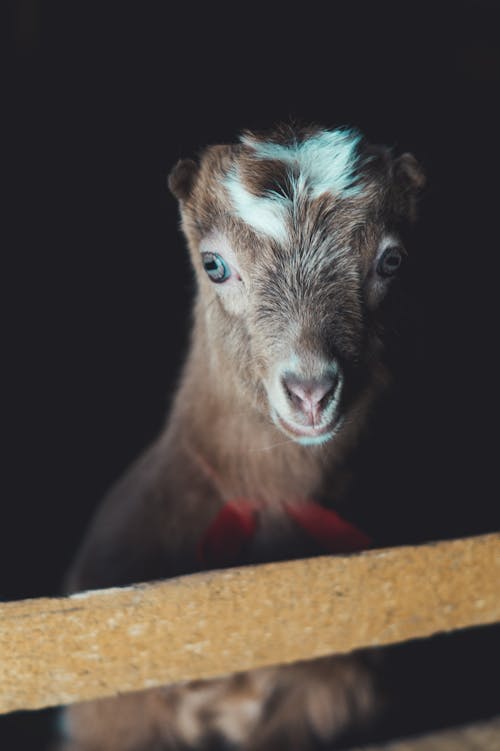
[1, 532, 499, 718]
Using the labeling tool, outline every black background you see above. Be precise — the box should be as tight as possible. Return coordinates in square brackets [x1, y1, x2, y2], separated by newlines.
[3, 1, 500, 747]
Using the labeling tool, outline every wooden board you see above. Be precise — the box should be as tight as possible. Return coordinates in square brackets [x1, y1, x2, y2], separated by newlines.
[1, 534, 499, 714]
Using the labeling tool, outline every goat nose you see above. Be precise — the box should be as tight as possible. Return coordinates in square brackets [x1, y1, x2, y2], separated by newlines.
[282, 373, 339, 420]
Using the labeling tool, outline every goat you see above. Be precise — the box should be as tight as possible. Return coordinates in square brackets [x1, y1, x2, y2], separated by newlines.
[58, 123, 425, 751]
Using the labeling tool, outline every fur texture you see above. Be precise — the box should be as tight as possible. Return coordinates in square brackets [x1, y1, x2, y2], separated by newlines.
[225, 128, 363, 242]
[59, 123, 424, 750]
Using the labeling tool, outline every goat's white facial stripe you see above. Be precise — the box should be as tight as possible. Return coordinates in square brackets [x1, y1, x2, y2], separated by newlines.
[224, 169, 289, 244]
[242, 129, 363, 199]
[224, 129, 363, 241]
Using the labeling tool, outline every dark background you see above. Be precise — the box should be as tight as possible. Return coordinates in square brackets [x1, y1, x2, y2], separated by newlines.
[3, 1, 500, 747]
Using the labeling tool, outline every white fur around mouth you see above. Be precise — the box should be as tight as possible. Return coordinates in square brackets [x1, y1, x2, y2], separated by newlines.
[272, 411, 343, 446]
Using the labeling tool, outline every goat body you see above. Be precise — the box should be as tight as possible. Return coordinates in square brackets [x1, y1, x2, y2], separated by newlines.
[60, 124, 424, 751]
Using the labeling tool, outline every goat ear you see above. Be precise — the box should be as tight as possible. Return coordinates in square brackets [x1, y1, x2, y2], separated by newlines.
[393, 153, 426, 221]
[168, 158, 199, 202]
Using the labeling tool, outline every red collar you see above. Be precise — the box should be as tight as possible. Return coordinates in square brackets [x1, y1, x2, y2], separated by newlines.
[198, 499, 371, 568]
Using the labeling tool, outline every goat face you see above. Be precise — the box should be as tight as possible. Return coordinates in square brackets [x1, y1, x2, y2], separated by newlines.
[169, 126, 424, 445]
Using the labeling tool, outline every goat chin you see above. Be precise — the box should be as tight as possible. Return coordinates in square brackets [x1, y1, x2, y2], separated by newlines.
[59, 123, 424, 750]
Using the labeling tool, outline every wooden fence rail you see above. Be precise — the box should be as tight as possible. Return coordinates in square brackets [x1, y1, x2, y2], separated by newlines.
[0, 533, 499, 715]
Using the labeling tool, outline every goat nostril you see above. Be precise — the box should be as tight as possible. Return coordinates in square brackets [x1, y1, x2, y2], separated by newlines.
[318, 387, 334, 411]
[282, 373, 339, 414]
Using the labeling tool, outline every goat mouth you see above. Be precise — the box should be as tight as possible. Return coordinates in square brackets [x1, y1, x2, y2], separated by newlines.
[273, 412, 341, 445]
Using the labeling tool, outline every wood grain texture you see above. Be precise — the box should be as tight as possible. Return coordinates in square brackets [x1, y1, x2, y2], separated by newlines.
[1, 534, 499, 715]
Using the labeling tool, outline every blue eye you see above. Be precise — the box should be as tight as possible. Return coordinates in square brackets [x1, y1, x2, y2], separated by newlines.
[201, 252, 231, 283]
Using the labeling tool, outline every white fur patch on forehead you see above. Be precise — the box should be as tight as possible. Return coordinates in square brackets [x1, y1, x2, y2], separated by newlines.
[224, 170, 290, 244]
[243, 129, 363, 199]
[224, 128, 363, 243]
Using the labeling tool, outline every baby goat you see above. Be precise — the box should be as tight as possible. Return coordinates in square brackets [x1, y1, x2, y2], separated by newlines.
[60, 124, 424, 751]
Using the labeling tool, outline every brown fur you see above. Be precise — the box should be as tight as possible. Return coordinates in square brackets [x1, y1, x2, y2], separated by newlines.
[59, 124, 424, 750]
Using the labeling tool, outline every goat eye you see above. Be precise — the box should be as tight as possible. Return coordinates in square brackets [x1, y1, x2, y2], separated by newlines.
[377, 246, 404, 278]
[201, 252, 231, 283]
